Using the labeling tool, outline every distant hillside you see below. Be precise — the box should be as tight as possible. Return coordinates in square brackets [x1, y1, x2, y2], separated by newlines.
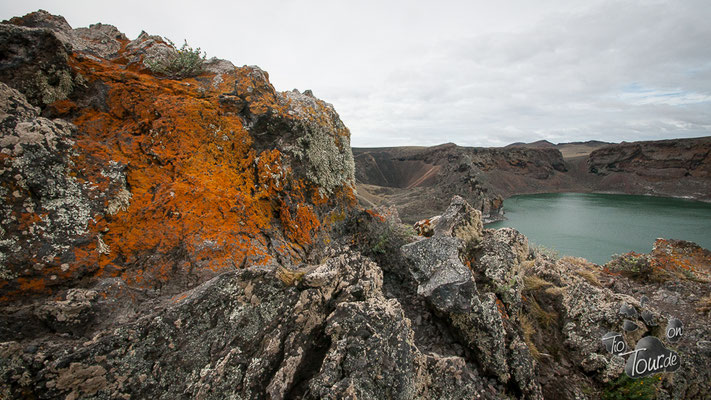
[506, 139, 612, 158]
[354, 137, 711, 223]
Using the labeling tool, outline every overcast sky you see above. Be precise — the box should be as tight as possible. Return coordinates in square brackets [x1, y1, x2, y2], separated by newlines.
[2, 0, 710, 147]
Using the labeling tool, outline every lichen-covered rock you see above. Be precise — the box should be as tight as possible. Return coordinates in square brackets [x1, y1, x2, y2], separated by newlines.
[432, 195, 483, 243]
[0, 10, 356, 302]
[0, 247, 365, 398]
[308, 298, 424, 399]
[0, 245, 501, 399]
[402, 196, 543, 399]
[3, 9, 709, 400]
[0, 23, 77, 106]
[523, 241, 711, 399]
[0, 82, 129, 299]
[402, 235, 476, 311]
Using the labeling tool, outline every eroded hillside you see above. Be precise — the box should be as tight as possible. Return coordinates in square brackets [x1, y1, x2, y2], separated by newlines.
[354, 137, 711, 223]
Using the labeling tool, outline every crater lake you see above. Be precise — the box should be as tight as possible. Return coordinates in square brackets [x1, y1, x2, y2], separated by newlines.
[486, 193, 711, 264]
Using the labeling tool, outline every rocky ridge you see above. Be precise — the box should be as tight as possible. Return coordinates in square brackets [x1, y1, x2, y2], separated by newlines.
[1, 10, 710, 400]
[354, 137, 711, 224]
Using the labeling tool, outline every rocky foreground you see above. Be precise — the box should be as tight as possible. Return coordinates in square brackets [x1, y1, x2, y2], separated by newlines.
[1, 10, 710, 400]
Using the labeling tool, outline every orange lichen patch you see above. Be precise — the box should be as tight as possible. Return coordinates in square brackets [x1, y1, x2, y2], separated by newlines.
[14, 211, 42, 232]
[495, 297, 509, 319]
[607, 239, 711, 283]
[171, 293, 188, 304]
[310, 186, 329, 207]
[1, 40, 355, 301]
[47, 99, 77, 115]
[57, 54, 318, 289]
[16, 278, 47, 294]
[365, 209, 386, 223]
[364, 209, 382, 221]
[280, 201, 320, 246]
[234, 68, 289, 117]
[649, 239, 711, 281]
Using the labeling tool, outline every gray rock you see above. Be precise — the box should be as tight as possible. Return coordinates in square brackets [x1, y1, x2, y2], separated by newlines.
[0, 23, 76, 106]
[403, 196, 543, 399]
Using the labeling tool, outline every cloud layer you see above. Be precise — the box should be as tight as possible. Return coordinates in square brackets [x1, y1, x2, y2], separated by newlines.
[2, 0, 710, 147]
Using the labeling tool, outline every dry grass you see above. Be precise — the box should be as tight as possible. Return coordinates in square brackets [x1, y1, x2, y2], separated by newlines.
[544, 286, 567, 297]
[519, 313, 541, 360]
[520, 260, 536, 271]
[524, 275, 553, 291]
[276, 266, 305, 286]
[576, 269, 602, 287]
[560, 256, 595, 268]
[697, 295, 711, 315]
[528, 296, 558, 328]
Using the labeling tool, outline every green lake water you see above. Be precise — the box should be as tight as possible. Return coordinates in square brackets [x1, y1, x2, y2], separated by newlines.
[486, 193, 711, 265]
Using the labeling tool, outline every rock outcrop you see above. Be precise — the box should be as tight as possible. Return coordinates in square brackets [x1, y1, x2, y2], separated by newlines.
[587, 137, 711, 199]
[0, 10, 355, 303]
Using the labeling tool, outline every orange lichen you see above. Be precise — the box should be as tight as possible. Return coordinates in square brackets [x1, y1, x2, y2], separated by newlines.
[649, 239, 711, 281]
[607, 239, 711, 282]
[1, 37, 355, 300]
[365, 209, 386, 223]
[496, 297, 509, 319]
[16, 278, 47, 293]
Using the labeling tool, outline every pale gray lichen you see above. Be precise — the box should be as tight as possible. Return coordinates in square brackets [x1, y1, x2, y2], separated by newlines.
[0, 83, 128, 278]
[281, 89, 355, 196]
[107, 188, 132, 215]
[0, 239, 17, 280]
[97, 234, 110, 255]
[290, 120, 355, 196]
[102, 161, 132, 215]
[34, 68, 74, 105]
[8, 119, 92, 260]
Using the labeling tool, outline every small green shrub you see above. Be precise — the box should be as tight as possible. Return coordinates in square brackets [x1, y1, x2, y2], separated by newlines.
[146, 39, 206, 79]
[341, 209, 415, 270]
[607, 252, 653, 281]
[602, 374, 658, 400]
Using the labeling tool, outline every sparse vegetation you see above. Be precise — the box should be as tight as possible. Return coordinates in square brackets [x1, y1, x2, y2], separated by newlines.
[520, 259, 535, 271]
[602, 374, 658, 400]
[146, 39, 206, 79]
[697, 295, 711, 315]
[606, 252, 654, 281]
[576, 269, 602, 287]
[559, 256, 594, 268]
[518, 313, 541, 360]
[276, 266, 305, 287]
[544, 286, 566, 297]
[523, 275, 553, 291]
[528, 296, 558, 328]
[531, 244, 559, 261]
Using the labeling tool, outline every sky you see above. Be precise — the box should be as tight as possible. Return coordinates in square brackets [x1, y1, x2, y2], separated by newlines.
[2, 0, 710, 147]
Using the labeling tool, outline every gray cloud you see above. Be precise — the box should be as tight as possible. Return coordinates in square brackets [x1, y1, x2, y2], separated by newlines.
[1, 0, 709, 147]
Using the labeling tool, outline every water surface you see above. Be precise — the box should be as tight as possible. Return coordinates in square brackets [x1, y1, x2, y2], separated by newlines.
[486, 193, 711, 264]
